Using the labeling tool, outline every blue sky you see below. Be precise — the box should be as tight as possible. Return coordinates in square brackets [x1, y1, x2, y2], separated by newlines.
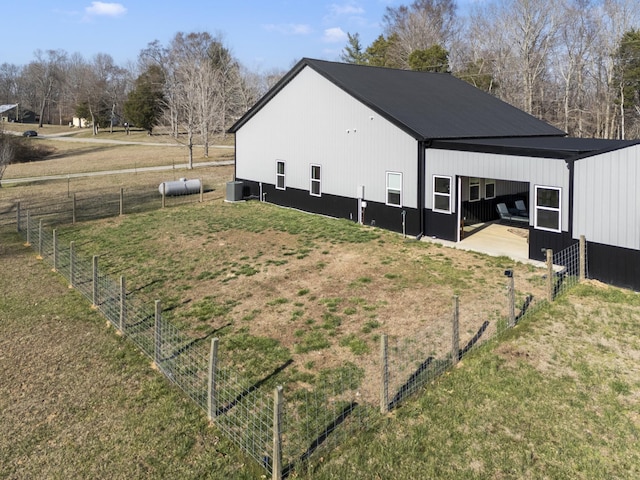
[1, 1, 473, 72]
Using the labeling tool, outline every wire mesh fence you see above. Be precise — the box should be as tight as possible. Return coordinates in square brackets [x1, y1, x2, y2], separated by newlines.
[11, 202, 587, 479]
[552, 238, 586, 299]
[0, 179, 211, 231]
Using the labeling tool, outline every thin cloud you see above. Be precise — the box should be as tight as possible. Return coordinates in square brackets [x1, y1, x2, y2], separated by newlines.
[329, 2, 365, 16]
[263, 23, 312, 35]
[324, 2, 370, 29]
[85, 2, 127, 18]
[322, 27, 348, 43]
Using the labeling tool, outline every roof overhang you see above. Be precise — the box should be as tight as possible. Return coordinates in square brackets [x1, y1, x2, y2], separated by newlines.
[429, 137, 640, 161]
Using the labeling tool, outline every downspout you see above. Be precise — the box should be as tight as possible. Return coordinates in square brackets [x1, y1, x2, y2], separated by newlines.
[417, 140, 427, 239]
[233, 133, 237, 181]
[566, 157, 575, 239]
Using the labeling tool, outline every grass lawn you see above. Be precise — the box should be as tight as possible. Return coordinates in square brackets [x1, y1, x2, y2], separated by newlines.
[1, 133, 639, 478]
[0, 230, 263, 479]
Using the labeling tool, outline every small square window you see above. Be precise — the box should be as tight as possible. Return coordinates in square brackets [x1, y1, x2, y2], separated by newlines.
[276, 161, 285, 190]
[310, 164, 321, 197]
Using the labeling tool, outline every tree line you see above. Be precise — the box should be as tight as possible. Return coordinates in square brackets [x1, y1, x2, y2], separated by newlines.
[341, 0, 640, 139]
[1, 0, 640, 151]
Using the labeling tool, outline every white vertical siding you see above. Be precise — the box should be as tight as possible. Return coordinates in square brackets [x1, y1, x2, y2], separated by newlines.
[425, 149, 570, 230]
[235, 66, 418, 207]
[574, 145, 640, 249]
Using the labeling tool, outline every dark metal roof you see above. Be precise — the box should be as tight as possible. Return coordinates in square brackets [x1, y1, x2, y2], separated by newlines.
[431, 137, 640, 161]
[229, 58, 566, 140]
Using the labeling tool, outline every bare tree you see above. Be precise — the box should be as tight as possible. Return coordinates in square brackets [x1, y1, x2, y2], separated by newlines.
[0, 63, 21, 106]
[167, 32, 210, 168]
[163, 32, 243, 164]
[0, 132, 14, 186]
[383, 0, 458, 69]
[593, 0, 640, 138]
[25, 50, 67, 127]
[554, 0, 597, 136]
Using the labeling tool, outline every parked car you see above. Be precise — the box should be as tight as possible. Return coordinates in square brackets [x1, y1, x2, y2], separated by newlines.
[22, 130, 38, 137]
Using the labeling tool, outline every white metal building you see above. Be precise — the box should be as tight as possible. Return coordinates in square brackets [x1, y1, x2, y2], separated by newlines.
[229, 58, 640, 290]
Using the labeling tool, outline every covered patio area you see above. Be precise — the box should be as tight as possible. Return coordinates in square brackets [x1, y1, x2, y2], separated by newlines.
[426, 222, 536, 265]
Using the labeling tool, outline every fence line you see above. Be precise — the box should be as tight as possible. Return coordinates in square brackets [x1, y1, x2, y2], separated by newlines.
[10, 203, 587, 479]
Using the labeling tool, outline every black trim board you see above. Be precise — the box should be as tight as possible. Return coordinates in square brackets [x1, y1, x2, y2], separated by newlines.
[236, 179, 421, 236]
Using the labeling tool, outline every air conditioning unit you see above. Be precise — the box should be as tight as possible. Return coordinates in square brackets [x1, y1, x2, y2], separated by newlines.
[225, 181, 244, 202]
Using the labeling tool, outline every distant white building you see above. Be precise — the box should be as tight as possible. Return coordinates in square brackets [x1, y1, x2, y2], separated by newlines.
[72, 117, 89, 128]
[0, 104, 18, 122]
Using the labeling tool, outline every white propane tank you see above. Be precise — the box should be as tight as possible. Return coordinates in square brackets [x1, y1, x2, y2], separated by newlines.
[158, 178, 201, 196]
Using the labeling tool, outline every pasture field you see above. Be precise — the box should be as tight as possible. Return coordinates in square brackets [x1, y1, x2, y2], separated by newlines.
[1, 131, 639, 478]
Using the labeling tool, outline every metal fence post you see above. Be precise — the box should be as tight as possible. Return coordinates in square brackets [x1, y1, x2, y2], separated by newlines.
[161, 184, 166, 208]
[25, 211, 31, 246]
[72, 193, 76, 224]
[120, 187, 124, 216]
[579, 235, 586, 282]
[452, 296, 460, 364]
[37, 219, 43, 259]
[380, 334, 389, 414]
[69, 241, 75, 288]
[119, 276, 126, 333]
[272, 385, 284, 480]
[16, 201, 20, 232]
[208, 338, 219, 421]
[546, 249, 554, 302]
[199, 178, 204, 203]
[507, 275, 515, 328]
[52, 229, 58, 272]
[154, 300, 162, 368]
[92, 255, 99, 308]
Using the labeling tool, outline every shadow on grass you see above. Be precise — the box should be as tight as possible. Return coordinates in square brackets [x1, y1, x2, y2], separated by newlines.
[160, 323, 232, 362]
[388, 356, 436, 411]
[388, 318, 492, 411]
[516, 294, 534, 324]
[459, 320, 490, 359]
[282, 401, 359, 478]
[215, 359, 294, 417]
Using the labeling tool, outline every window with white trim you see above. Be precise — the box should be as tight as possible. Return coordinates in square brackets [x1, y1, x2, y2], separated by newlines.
[469, 177, 480, 202]
[433, 175, 452, 213]
[386, 172, 402, 207]
[534, 186, 561, 232]
[276, 160, 285, 190]
[310, 164, 321, 196]
[485, 179, 496, 199]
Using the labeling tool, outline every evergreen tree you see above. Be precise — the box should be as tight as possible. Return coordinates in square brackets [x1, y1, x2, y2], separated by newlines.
[123, 65, 165, 134]
[456, 59, 497, 93]
[340, 33, 368, 64]
[408, 45, 450, 73]
[615, 29, 640, 137]
[365, 34, 401, 68]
